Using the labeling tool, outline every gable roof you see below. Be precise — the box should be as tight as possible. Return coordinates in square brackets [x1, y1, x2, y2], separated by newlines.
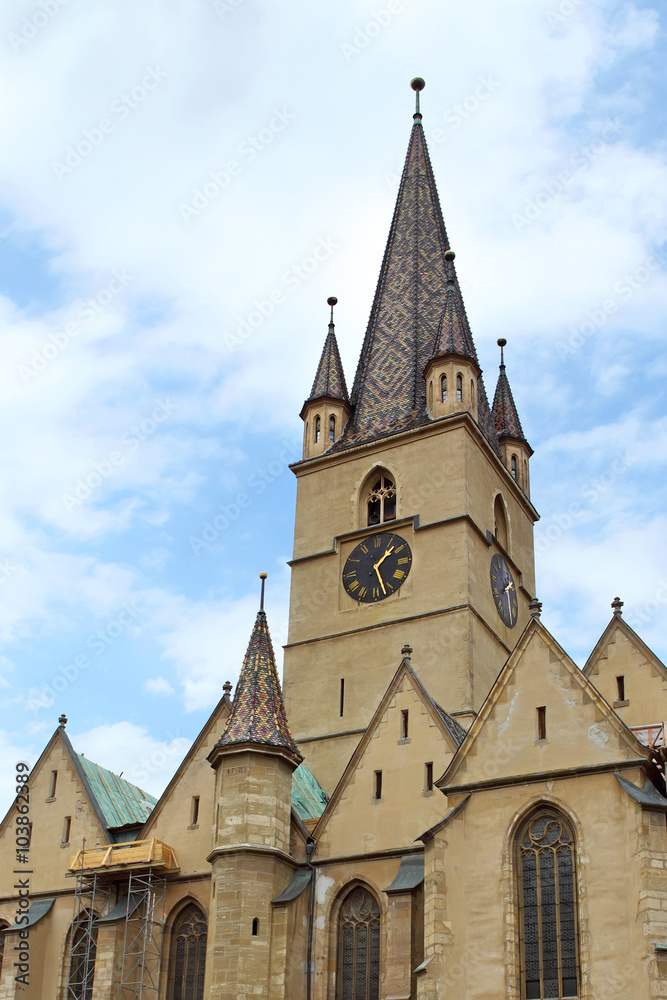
[312, 654, 462, 840]
[292, 763, 328, 822]
[583, 610, 667, 684]
[438, 618, 651, 793]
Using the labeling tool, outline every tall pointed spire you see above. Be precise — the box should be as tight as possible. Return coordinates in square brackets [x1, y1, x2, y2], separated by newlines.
[492, 339, 529, 445]
[213, 577, 301, 761]
[305, 296, 349, 405]
[335, 79, 499, 456]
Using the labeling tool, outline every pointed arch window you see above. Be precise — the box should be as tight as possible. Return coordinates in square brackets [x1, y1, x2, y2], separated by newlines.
[441, 374, 447, 402]
[167, 903, 207, 1000]
[329, 415, 336, 444]
[511, 454, 518, 480]
[0, 921, 8, 977]
[337, 886, 380, 1000]
[66, 914, 97, 1000]
[314, 416, 321, 443]
[517, 810, 579, 999]
[366, 475, 396, 526]
[493, 494, 508, 550]
[456, 373, 463, 402]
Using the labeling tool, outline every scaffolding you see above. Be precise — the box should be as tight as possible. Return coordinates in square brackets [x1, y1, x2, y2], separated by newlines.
[67, 839, 177, 1000]
[119, 868, 167, 1000]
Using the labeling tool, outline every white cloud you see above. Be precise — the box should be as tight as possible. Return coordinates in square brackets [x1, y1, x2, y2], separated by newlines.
[143, 676, 174, 696]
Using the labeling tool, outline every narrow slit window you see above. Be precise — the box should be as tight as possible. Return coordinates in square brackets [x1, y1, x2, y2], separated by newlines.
[425, 762, 434, 792]
[252, 918, 259, 936]
[314, 415, 321, 443]
[456, 373, 463, 402]
[191, 795, 200, 826]
[339, 678, 345, 717]
[616, 676, 625, 701]
[537, 706, 547, 741]
[48, 770, 57, 798]
[401, 710, 409, 740]
[470, 379, 475, 407]
[441, 373, 447, 401]
[329, 415, 336, 443]
[511, 454, 518, 480]
[374, 770, 382, 800]
[62, 816, 71, 843]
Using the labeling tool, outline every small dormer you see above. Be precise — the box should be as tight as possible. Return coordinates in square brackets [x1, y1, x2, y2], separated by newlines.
[491, 339, 533, 497]
[300, 297, 351, 460]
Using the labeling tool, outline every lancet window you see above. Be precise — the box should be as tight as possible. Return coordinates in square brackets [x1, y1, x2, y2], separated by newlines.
[517, 810, 579, 999]
[167, 903, 207, 1000]
[337, 886, 380, 1000]
[329, 415, 336, 443]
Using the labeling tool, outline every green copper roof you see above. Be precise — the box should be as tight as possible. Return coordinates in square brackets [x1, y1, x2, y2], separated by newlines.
[77, 754, 157, 829]
[291, 763, 328, 821]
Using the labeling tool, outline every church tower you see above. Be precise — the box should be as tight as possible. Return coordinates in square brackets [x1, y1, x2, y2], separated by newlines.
[283, 80, 538, 793]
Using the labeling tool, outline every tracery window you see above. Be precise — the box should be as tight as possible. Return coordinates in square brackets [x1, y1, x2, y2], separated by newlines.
[366, 475, 396, 526]
[66, 916, 97, 1000]
[517, 810, 579, 999]
[337, 886, 380, 1000]
[168, 904, 207, 1000]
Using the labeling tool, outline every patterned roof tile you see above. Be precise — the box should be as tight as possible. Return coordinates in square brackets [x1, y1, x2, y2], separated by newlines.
[492, 363, 528, 445]
[214, 610, 301, 759]
[308, 324, 349, 403]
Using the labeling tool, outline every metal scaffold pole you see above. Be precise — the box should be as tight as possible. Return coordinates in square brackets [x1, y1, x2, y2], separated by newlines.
[119, 867, 167, 1000]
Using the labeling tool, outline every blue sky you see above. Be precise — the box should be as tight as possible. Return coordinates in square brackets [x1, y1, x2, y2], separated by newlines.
[0, 0, 666, 814]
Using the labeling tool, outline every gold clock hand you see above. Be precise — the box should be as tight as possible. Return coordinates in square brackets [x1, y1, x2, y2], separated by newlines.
[374, 565, 387, 595]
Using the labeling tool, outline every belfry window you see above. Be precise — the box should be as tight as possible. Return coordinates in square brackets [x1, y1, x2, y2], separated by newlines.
[517, 810, 579, 999]
[314, 416, 321, 443]
[329, 415, 336, 443]
[493, 494, 508, 551]
[441, 374, 447, 401]
[168, 904, 207, 1000]
[338, 886, 380, 1000]
[66, 914, 97, 1000]
[366, 475, 396, 526]
[456, 373, 463, 402]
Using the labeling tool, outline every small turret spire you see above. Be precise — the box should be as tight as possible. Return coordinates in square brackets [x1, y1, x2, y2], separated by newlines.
[492, 339, 529, 445]
[303, 298, 349, 406]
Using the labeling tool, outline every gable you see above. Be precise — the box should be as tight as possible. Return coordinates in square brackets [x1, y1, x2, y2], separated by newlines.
[441, 621, 648, 792]
[314, 660, 459, 857]
[0, 731, 109, 897]
[584, 617, 667, 734]
[140, 695, 231, 873]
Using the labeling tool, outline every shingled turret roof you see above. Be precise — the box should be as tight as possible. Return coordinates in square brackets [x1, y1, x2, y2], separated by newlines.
[214, 609, 301, 760]
[307, 320, 349, 404]
[332, 91, 500, 457]
[492, 357, 529, 446]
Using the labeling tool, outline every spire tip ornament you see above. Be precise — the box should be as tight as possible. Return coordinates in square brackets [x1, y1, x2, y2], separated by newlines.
[611, 596, 624, 617]
[259, 572, 267, 612]
[58, 713, 67, 729]
[411, 77, 425, 118]
[497, 337, 507, 367]
[327, 296, 337, 326]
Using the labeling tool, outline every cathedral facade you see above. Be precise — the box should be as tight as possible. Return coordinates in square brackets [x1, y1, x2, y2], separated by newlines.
[1, 79, 667, 1000]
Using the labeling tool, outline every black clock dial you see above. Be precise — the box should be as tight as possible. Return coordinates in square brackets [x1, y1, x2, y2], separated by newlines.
[343, 532, 412, 603]
[490, 554, 518, 627]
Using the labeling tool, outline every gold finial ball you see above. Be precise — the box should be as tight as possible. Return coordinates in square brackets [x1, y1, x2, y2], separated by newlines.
[497, 338, 507, 348]
[327, 296, 338, 307]
[444, 249, 455, 262]
[259, 572, 267, 580]
[411, 77, 426, 92]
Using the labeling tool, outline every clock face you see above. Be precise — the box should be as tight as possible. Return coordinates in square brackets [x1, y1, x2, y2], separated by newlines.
[490, 554, 518, 627]
[342, 532, 412, 603]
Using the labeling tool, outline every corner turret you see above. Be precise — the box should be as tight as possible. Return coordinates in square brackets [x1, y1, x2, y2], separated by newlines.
[492, 338, 533, 495]
[300, 296, 350, 459]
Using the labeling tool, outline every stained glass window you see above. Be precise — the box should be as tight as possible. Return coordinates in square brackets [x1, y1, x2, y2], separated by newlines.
[338, 887, 380, 1000]
[168, 904, 207, 1000]
[66, 916, 97, 1000]
[518, 811, 579, 999]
